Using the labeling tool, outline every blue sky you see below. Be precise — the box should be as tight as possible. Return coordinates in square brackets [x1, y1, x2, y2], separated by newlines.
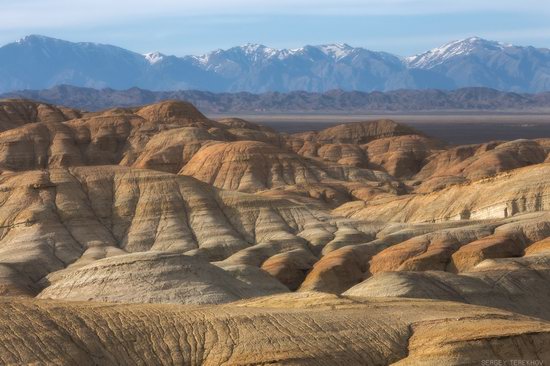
[1, 0, 549, 56]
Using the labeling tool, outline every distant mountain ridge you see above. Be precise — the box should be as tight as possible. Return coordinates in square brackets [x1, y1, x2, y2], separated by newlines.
[0, 35, 549, 93]
[3, 85, 549, 112]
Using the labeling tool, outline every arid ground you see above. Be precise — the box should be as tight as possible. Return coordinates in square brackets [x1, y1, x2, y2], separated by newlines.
[210, 113, 550, 144]
[0, 99, 549, 365]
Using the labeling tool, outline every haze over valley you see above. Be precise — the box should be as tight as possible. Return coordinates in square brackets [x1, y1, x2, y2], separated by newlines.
[6, 84, 550, 145]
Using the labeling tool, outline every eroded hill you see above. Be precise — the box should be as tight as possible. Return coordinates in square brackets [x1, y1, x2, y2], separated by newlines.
[0, 98, 549, 365]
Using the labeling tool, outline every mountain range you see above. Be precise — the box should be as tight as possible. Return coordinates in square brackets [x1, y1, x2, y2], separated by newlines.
[3, 84, 550, 112]
[1, 35, 549, 93]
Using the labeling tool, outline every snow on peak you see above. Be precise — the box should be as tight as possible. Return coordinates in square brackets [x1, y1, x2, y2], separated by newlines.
[144, 52, 165, 65]
[406, 37, 513, 68]
[241, 43, 265, 52]
[188, 43, 360, 66]
[239, 43, 279, 59]
[192, 53, 211, 66]
[17, 35, 46, 42]
[316, 43, 354, 59]
[15, 35, 64, 45]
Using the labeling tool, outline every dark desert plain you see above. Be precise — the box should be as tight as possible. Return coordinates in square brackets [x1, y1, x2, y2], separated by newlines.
[210, 112, 550, 145]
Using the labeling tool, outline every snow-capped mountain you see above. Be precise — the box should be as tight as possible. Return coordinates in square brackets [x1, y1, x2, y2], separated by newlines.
[406, 37, 512, 68]
[181, 42, 430, 92]
[0, 35, 549, 93]
[406, 37, 550, 92]
[189, 43, 356, 66]
[144, 52, 165, 65]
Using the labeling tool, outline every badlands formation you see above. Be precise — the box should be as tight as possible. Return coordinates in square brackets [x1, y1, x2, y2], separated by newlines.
[0, 99, 549, 364]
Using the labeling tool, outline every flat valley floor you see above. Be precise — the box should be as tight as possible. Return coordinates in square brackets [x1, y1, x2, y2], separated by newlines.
[208, 112, 550, 145]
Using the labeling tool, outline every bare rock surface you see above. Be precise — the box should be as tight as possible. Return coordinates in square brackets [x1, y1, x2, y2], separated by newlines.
[345, 252, 550, 320]
[294, 119, 422, 145]
[0, 99, 82, 131]
[0, 164, 388, 296]
[180, 140, 393, 193]
[39, 251, 287, 304]
[300, 212, 550, 294]
[1, 293, 550, 365]
[288, 120, 443, 179]
[415, 139, 548, 191]
[0, 100, 281, 173]
[0, 99, 549, 364]
[336, 163, 550, 223]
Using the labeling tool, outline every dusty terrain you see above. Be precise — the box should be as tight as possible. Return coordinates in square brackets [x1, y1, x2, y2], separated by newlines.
[0, 98, 550, 365]
[211, 113, 550, 145]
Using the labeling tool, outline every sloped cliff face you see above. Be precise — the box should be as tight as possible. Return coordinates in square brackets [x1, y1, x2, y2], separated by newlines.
[0, 98, 550, 364]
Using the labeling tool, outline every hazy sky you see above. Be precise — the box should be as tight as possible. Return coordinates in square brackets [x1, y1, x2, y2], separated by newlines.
[1, 0, 549, 56]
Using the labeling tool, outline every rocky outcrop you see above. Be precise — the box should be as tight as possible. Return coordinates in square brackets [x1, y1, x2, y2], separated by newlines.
[336, 163, 550, 223]
[297, 119, 424, 145]
[449, 235, 522, 272]
[180, 140, 393, 194]
[300, 212, 550, 294]
[363, 134, 443, 178]
[345, 251, 550, 321]
[285, 120, 445, 179]
[0, 100, 282, 173]
[415, 139, 548, 191]
[39, 252, 287, 304]
[0, 99, 82, 131]
[308, 134, 443, 179]
[181, 141, 328, 192]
